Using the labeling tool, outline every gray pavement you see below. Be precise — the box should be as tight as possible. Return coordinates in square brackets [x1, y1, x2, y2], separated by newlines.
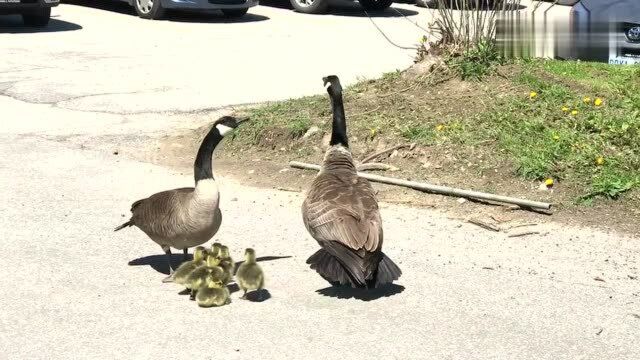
[1, 2, 638, 359]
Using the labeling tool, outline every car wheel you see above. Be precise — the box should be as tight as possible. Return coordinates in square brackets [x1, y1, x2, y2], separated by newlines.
[135, 0, 166, 20]
[289, 0, 329, 14]
[358, 0, 393, 11]
[221, 8, 249, 18]
[22, 7, 51, 27]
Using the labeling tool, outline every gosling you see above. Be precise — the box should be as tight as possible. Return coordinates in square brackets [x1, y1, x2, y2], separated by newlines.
[196, 276, 231, 308]
[235, 248, 265, 300]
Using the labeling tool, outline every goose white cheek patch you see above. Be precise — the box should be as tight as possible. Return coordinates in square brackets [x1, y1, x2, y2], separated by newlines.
[216, 124, 233, 136]
[324, 82, 331, 90]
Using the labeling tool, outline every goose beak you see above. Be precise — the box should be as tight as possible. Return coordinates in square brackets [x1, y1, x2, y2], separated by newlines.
[236, 116, 249, 126]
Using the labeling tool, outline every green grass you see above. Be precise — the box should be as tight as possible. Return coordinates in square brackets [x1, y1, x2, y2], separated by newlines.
[231, 59, 640, 202]
[469, 60, 640, 200]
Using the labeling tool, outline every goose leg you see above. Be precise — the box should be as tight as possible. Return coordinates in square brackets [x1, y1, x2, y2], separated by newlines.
[182, 248, 189, 262]
[161, 246, 175, 283]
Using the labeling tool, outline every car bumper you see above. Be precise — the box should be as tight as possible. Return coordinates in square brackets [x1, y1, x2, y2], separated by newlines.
[160, 0, 258, 10]
[0, 0, 58, 10]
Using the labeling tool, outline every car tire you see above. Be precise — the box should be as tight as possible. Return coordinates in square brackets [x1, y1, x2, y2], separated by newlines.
[22, 7, 51, 27]
[221, 8, 249, 18]
[289, 0, 329, 14]
[134, 0, 166, 20]
[358, 0, 393, 11]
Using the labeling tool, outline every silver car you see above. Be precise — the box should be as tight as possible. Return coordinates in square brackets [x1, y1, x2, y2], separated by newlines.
[554, 0, 640, 65]
[122, 0, 259, 19]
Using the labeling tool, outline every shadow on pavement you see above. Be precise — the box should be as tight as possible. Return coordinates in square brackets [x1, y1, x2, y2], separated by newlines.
[315, 283, 405, 301]
[0, 16, 82, 33]
[63, 0, 270, 23]
[129, 253, 292, 275]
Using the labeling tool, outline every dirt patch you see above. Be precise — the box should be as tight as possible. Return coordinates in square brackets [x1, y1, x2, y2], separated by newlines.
[119, 60, 639, 238]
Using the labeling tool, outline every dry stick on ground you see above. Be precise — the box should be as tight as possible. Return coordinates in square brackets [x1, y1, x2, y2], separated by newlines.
[289, 161, 553, 211]
[468, 218, 501, 232]
[507, 230, 540, 238]
[360, 144, 410, 164]
[356, 163, 399, 172]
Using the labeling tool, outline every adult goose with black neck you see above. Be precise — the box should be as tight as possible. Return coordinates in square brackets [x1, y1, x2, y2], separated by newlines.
[302, 75, 402, 289]
[115, 115, 246, 282]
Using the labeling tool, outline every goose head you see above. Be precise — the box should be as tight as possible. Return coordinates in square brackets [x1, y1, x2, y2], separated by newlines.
[323, 75, 343, 95]
[214, 115, 248, 137]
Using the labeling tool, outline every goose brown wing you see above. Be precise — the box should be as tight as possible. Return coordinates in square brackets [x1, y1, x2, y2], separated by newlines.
[303, 172, 382, 252]
[130, 187, 195, 238]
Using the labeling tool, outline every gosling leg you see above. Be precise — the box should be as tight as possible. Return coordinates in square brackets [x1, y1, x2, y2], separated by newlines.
[161, 246, 175, 283]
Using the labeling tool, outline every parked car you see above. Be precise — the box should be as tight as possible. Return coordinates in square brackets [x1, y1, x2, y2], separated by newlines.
[0, 0, 59, 26]
[120, 0, 259, 19]
[553, 0, 640, 64]
[289, 0, 393, 14]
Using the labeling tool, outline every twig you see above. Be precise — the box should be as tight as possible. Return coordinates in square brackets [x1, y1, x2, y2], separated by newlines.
[289, 161, 553, 211]
[507, 230, 540, 238]
[361, 144, 410, 164]
[276, 187, 300, 192]
[468, 218, 501, 232]
[507, 223, 538, 230]
[356, 163, 399, 172]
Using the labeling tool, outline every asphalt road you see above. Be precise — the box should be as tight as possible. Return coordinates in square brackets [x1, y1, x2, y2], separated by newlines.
[0, 1, 431, 113]
[1, 2, 638, 359]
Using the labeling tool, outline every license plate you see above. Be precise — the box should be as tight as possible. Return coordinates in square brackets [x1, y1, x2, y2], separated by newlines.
[608, 55, 640, 65]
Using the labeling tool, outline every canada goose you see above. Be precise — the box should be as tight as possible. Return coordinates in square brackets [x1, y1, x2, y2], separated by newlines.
[217, 245, 235, 284]
[301, 75, 402, 289]
[114, 116, 246, 282]
[186, 255, 225, 300]
[235, 248, 265, 299]
[173, 246, 207, 285]
[196, 277, 231, 308]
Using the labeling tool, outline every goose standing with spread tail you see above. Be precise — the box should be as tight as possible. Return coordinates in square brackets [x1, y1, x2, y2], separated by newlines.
[114, 116, 246, 282]
[301, 75, 402, 289]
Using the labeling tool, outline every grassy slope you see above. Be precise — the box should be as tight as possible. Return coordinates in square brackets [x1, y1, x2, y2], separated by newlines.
[227, 59, 640, 206]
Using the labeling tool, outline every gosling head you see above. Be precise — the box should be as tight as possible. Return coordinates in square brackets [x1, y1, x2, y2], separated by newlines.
[219, 245, 230, 259]
[244, 248, 257, 263]
[210, 242, 222, 258]
[322, 75, 343, 95]
[193, 246, 206, 262]
[214, 116, 247, 137]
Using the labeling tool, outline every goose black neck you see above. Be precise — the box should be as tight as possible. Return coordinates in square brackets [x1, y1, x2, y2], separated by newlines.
[194, 125, 223, 183]
[329, 88, 349, 148]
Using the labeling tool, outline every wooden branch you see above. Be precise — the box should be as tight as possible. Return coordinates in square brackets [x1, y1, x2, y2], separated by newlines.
[356, 163, 399, 172]
[289, 161, 553, 211]
[360, 144, 409, 164]
[507, 230, 540, 238]
[468, 218, 500, 232]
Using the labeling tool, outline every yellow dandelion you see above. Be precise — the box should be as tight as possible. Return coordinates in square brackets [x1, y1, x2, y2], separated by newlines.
[571, 110, 578, 115]
[553, 135, 560, 140]
[436, 124, 444, 131]
[583, 96, 591, 104]
[529, 91, 538, 99]
[545, 178, 554, 187]
[596, 156, 604, 166]
[562, 106, 569, 112]
[594, 98, 603, 106]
